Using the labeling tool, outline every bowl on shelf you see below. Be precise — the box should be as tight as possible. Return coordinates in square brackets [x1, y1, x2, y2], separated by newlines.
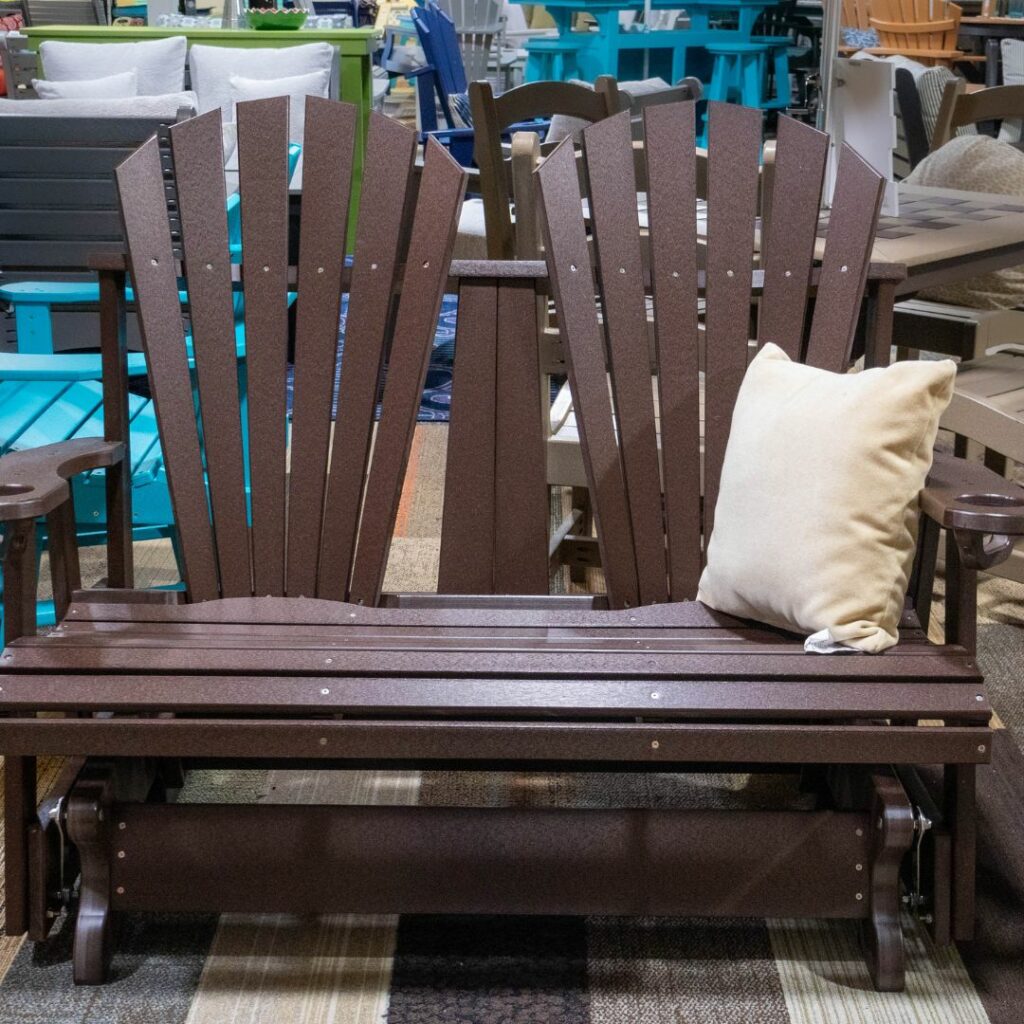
[244, 7, 307, 28]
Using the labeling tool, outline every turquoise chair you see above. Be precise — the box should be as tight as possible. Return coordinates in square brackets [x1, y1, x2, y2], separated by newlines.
[0, 143, 301, 624]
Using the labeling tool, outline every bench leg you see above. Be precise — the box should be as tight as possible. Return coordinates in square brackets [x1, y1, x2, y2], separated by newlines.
[865, 773, 914, 991]
[67, 764, 116, 985]
[945, 763, 977, 942]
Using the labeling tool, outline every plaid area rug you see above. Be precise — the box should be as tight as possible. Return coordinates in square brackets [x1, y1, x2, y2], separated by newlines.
[285, 295, 458, 423]
[0, 610, 1020, 1023]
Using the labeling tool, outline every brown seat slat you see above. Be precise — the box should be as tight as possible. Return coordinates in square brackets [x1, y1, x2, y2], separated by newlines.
[0, 674, 988, 719]
[116, 138, 220, 602]
[170, 110, 252, 598]
[757, 116, 829, 361]
[439, 279, 499, 593]
[4, 643, 978, 679]
[318, 112, 418, 601]
[286, 98, 357, 598]
[804, 143, 885, 371]
[348, 138, 467, 606]
[583, 111, 668, 604]
[56, 595, 916, 631]
[644, 101, 701, 600]
[0, 718, 991, 765]
[494, 279, 549, 593]
[536, 140, 640, 608]
[702, 102, 762, 538]
[238, 97, 291, 597]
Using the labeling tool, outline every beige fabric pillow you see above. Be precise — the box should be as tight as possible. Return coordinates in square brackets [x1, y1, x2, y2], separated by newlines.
[696, 344, 955, 652]
[906, 136, 1024, 310]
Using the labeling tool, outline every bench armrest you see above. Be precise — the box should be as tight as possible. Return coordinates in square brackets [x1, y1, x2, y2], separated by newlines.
[922, 451, 1024, 569]
[0, 438, 124, 523]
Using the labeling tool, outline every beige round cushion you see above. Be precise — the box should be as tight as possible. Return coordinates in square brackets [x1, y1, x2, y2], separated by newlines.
[906, 135, 1024, 310]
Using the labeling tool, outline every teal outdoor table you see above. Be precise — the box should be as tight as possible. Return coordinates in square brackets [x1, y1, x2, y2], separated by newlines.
[515, 0, 777, 83]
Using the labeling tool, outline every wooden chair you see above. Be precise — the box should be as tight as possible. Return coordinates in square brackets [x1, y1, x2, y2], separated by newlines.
[868, 0, 982, 68]
[469, 76, 619, 259]
[0, 95, 1020, 995]
[931, 77, 1024, 149]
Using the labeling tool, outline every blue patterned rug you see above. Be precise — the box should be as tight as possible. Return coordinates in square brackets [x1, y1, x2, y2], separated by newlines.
[286, 294, 458, 423]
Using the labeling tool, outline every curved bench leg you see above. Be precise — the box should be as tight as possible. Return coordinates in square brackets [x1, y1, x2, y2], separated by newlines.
[865, 773, 915, 991]
[66, 765, 116, 985]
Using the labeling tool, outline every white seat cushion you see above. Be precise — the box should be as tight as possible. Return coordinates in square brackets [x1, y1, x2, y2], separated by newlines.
[0, 92, 197, 117]
[38, 36, 186, 95]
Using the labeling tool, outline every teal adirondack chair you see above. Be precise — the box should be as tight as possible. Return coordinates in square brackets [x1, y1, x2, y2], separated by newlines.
[0, 141, 301, 624]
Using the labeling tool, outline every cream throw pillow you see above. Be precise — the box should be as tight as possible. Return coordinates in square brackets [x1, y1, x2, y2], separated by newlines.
[696, 343, 955, 652]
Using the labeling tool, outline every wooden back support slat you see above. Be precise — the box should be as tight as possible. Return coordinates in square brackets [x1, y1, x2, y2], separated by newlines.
[439, 275, 547, 596]
[493, 278, 549, 593]
[583, 111, 667, 605]
[805, 144, 885, 371]
[757, 116, 829, 360]
[438, 278, 499, 594]
[237, 97, 291, 597]
[537, 139, 640, 609]
[285, 97, 356, 597]
[317, 112, 418, 601]
[702, 101, 762, 538]
[116, 138, 220, 602]
[169, 110, 252, 599]
[348, 138, 467, 606]
[643, 101, 701, 600]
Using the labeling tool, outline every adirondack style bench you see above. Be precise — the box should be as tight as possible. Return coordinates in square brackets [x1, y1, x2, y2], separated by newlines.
[0, 95, 1022, 992]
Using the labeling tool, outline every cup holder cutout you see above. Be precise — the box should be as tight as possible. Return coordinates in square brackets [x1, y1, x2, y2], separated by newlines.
[0, 484, 32, 497]
[956, 492, 1024, 509]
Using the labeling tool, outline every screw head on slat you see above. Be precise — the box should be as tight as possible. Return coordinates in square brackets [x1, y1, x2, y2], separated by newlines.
[855, 892, 863, 901]
[650, 740, 659, 749]
[978, 744, 986, 753]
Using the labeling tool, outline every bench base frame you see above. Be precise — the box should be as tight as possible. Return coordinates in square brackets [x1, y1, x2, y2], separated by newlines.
[44, 758, 923, 990]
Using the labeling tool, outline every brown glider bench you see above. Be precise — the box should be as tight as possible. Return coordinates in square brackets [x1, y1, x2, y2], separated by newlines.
[0, 96, 1022, 991]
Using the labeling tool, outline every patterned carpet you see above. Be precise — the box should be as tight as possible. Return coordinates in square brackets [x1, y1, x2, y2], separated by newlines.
[0, 424, 1021, 1023]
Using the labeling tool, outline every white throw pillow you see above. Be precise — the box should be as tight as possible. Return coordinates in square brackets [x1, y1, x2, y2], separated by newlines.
[228, 69, 330, 186]
[188, 42, 335, 117]
[32, 70, 137, 99]
[696, 343, 955, 653]
[0, 92, 197, 118]
[39, 36, 186, 95]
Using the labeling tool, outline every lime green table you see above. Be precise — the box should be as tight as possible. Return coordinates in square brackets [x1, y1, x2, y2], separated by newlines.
[23, 25, 377, 241]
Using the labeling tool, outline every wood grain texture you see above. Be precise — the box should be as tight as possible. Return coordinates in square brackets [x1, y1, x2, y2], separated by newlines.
[171, 109, 251, 598]
[757, 116, 829, 360]
[537, 140, 639, 608]
[116, 136, 219, 602]
[805, 143, 884, 371]
[438, 278, 498, 594]
[702, 102, 762, 540]
[286, 98, 356, 597]
[583, 111, 667, 604]
[349, 138, 467, 606]
[644, 101, 702, 599]
[318, 112, 418, 601]
[237, 97, 291, 597]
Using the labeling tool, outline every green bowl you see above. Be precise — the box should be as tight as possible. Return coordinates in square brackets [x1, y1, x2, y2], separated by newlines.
[245, 8, 307, 29]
